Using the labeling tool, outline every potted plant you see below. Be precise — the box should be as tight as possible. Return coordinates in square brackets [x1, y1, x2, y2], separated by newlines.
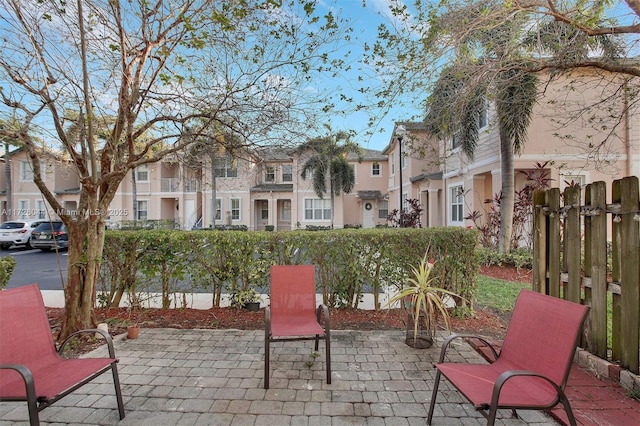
[385, 252, 460, 348]
[230, 288, 261, 311]
[126, 303, 140, 339]
[127, 323, 140, 339]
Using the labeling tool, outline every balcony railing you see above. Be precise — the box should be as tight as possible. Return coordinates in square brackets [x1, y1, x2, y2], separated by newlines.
[161, 178, 201, 192]
[161, 178, 179, 192]
[184, 179, 201, 192]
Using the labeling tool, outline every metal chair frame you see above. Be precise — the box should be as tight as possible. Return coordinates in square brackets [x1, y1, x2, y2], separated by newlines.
[0, 284, 125, 425]
[427, 289, 589, 426]
[264, 265, 331, 389]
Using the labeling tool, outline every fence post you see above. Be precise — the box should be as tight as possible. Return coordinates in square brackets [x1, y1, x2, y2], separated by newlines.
[563, 186, 581, 304]
[614, 176, 639, 374]
[585, 181, 608, 359]
[533, 190, 547, 294]
[547, 188, 561, 298]
[612, 180, 623, 362]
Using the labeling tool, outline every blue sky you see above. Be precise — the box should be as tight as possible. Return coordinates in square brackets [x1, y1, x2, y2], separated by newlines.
[0, 0, 415, 154]
[313, 0, 640, 152]
[316, 0, 424, 152]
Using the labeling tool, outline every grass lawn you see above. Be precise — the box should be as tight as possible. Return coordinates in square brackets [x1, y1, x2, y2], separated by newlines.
[477, 274, 619, 358]
[476, 275, 530, 312]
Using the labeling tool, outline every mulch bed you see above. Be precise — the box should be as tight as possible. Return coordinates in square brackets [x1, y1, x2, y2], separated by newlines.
[46, 304, 508, 357]
[48, 265, 526, 353]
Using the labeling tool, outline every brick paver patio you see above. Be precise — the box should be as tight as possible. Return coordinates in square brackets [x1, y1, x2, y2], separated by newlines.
[0, 329, 559, 425]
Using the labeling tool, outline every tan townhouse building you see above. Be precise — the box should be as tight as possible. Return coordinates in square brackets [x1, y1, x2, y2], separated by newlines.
[0, 148, 80, 222]
[0, 143, 390, 231]
[382, 122, 443, 228]
[107, 144, 390, 230]
[3, 70, 636, 234]
[387, 68, 639, 235]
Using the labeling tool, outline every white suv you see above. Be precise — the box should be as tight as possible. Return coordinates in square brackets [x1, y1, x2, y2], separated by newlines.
[0, 219, 48, 250]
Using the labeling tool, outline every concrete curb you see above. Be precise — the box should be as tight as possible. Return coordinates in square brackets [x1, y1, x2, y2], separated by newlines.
[40, 290, 388, 310]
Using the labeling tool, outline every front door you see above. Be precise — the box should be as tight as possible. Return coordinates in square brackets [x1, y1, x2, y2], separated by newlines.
[362, 201, 375, 228]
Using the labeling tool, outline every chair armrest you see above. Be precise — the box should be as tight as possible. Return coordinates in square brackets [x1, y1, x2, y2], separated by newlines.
[58, 329, 116, 359]
[316, 304, 330, 331]
[437, 333, 500, 363]
[265, 306, 271, 336]
[0, 363, 38, 402]
[489, 369, 564, 410]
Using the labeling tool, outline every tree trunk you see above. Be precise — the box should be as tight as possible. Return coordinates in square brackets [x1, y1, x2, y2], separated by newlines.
[498, 129, 515, 253]
[161, 262, 171, 309]
[132, 171, 137, 223]
[59, 213, 106, 341]
[210, 152, 217, 228]
[4, 142, 11, 221]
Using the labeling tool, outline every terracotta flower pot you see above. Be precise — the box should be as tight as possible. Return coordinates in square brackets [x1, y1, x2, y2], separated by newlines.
[127, 325, 140, 339]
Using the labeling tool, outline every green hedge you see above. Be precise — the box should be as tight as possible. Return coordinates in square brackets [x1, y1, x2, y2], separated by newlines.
[0, 256, 16, 289]
[100, 227, 479, 310]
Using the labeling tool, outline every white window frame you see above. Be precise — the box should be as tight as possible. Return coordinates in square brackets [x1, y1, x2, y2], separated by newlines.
[280, 200, 291, 221]
[230, 198, 241, 221]
[304, 198, 331, 221]
[35, 200, 46, 219]
[211, 198, 221, 221]
[378, 199, 388, 219]
[20, 161, 32, 182]
[137, 200, 148, 221]
[259, 200, 269, 220]
[215, 156, 238, 178]
[371, 162, 381, 176]
[451, 132, 461, 151]
[20, 160, 46, 183]
[478, 99, 488, 129]
[265, 165, 275, 182]
[282, 165, 293, 182]
[560, 173, 588, 199]
[18, 200, 29, 219]
[560, 173, 587, 190]
[136, 165, 149, 182]
[402, 193, 408, 213]
[449, 185, 465, 226]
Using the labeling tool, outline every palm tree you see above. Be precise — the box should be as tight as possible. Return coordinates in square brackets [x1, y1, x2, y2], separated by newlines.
[299, 132, 362, 228]
[421, 2, 623, 253]
[421, 1, 539, 253]
[424, 64, 537, 253]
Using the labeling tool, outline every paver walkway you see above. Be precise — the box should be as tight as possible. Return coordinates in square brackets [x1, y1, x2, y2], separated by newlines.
[0, 329, 558, 425]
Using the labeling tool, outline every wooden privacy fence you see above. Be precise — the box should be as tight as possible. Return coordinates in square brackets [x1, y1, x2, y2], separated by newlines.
[533, 176, 640, 374]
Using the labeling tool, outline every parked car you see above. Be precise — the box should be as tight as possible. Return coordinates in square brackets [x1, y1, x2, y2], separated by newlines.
[29, 221, 69, 251]
[0, 219, 48, 249]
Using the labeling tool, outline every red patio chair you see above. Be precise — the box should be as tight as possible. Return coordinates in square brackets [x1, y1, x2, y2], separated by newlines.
[0, 284, 125, 425]
[264, 265, 331, 389]
[427, 289, 589, 426]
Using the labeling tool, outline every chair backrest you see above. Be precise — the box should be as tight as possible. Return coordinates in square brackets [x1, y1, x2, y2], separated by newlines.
[0, 284, 59, 365]
[269, 265, 317, 318]
[499, 289, 589, 387]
